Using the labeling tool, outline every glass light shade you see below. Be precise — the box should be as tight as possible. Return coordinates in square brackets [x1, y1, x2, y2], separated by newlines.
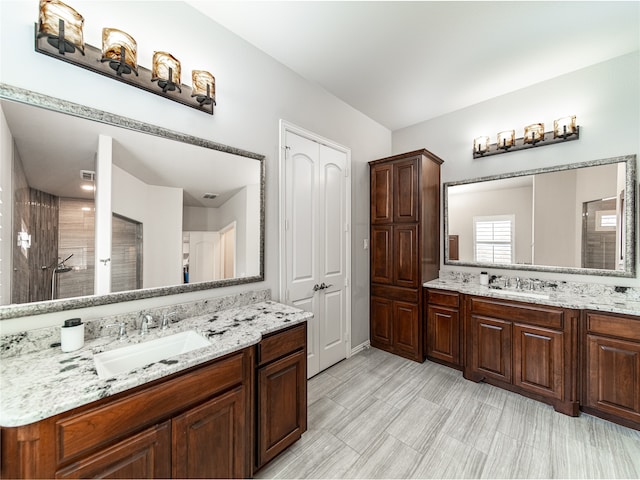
[102, 28, 137, 71]
[152, 52, 181, 84]
[192, 70, 215, 98]
[554, 116, 577, 138]
[497, 130, 515, 148]
[524, 123, 545, 144]
[38, 0, 84, 52]
[474, 136, 490, 154]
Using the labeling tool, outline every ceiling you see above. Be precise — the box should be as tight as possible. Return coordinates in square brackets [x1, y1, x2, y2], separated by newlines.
[187, 1, 640, 131]
[1, 100, 260, 207]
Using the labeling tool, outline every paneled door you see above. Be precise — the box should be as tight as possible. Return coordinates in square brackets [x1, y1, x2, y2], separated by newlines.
[281, 124, 350, 378]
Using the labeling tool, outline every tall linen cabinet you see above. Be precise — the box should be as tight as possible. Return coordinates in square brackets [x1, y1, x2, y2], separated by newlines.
[369, 149, 443, 362]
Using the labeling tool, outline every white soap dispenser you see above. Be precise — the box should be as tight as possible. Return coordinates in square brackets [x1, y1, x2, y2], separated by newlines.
[61, 318, 84, 352]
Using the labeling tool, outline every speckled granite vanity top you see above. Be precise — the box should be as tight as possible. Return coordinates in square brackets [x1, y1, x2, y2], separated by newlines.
[424, 276, 640, 316]
[0, 301, 311, 427]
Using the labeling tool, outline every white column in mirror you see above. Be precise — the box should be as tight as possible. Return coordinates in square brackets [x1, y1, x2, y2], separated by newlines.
[0, 104, 13, 304]
[95, 134, 113, 295]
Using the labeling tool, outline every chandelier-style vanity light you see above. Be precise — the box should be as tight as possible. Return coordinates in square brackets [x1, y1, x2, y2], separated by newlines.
[35, 0, 216, 114]
[473, 116, 579, 159]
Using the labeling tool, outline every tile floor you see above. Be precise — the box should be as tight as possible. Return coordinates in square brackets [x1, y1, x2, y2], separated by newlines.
[256, 347, 640, 479]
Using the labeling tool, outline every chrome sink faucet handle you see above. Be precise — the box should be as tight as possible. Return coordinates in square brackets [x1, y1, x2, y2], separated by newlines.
[515, 277, 521, 289]
[162, 312, 176, 330]
[105, 322, 127, 340]
[140, 314, 154, 335]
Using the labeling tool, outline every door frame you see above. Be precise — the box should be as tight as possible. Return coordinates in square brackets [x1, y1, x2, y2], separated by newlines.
[278, 119, 352, 361]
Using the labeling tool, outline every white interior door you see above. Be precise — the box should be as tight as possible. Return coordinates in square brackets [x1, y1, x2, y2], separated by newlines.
[282, 125, 350, 378]
[188, 231, 220, 283]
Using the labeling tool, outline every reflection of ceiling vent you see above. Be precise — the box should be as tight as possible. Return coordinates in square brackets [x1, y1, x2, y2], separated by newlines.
[80, 170, 95, 181]
[203, 193, 218, 199]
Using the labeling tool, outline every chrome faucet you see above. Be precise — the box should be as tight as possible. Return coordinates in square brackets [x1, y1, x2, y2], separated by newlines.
[140, 314, 154, 335]
[106, 322, 127, 340]
[514, 277, 521, 289]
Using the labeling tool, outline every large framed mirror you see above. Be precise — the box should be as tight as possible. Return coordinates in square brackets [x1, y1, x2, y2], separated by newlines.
[444, 155, 636, 277]
[0, 84, 265, 319]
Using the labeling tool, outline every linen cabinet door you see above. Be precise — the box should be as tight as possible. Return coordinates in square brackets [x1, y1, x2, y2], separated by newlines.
[370, 226, 393, 284]
[370, 163, 393, 224]
[172, 387, 247, 479]
[393, 300, 420, 359]
[370, 296, 393, 348]
[513, 324, 564, 400]
[393, 225, 419, 288]
[55, 422, 171, 479]
[392, 158, 419, 223]
[586, 334, 640, 425]
[427, 305, 460, 366]
[470, 315, 512, 383]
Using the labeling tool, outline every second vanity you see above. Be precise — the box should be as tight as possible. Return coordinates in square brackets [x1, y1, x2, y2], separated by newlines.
[0, 296, 311, 479]
[424, 274, 640, 431]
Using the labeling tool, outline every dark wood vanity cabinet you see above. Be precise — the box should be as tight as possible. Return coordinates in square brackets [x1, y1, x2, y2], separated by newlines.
[464, 296, 579, 416]
[255, 324, 307, 471]
[369, 149, 443, 362]
[583, 311, 640, 429]
[425, 289, 462, 368]
[1, 350, 253, 479]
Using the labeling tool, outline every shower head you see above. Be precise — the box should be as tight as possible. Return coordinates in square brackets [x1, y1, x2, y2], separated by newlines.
[54, 253, 74, 274]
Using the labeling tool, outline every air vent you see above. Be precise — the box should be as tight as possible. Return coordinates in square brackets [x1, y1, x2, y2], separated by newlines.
[202, 193, 218, 199]
[80, 170, 95, 181]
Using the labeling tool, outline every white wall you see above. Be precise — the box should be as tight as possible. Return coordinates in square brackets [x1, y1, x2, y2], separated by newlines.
[0, 1, 392, 341]
[393, 52, 640, 286]
[448, 186, 532, 264]
[112, 166, 183, 288]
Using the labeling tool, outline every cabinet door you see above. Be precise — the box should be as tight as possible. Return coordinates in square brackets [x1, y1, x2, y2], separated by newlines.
[371, 163, 393, 224]
[586, 334, 640, 424]
[257, 350, 307, 469]
[56, 422, 171, 479]
[370, 296, 393, 347]
[471, 315, 512, 383]
[370, 226, 393, 284]
[172, 386, 247, 479]
[393, 159, 419, 223]
[394, 224, 419, 287]
[427, 305, 460, 366]
[393, 300, 420, 357]
[513, 323, 563, 399]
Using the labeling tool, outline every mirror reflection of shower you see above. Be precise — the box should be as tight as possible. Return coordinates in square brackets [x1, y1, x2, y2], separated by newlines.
[51, 253, 73, 300]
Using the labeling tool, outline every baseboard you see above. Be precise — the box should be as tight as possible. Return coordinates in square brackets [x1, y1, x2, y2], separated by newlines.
[350, 340, 371, 357]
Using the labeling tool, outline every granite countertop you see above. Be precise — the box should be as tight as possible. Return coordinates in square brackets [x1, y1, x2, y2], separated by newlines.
[423, 278, 640, 316]
[0, 301, 312, 428]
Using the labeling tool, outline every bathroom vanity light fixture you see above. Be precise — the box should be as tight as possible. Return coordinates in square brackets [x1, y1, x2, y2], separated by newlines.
[34, 0, 215, 114]
[101, 28, 138, 77]
[37, 0, 85, 55]
[473, 116, 579, 159]
[192, 70, 216, 106]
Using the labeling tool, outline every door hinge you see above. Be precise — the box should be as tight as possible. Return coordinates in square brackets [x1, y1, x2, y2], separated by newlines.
[345, 223, 350, 233]
[285, 219, 290, 230]
[345, 168, 349, 178]
[284, 145, 291, 159]
[345, 277, 349, 287]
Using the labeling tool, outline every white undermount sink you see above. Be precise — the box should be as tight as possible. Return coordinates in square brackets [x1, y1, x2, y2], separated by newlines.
[94, 330, 211, 380]
[494, 290, 550, 300]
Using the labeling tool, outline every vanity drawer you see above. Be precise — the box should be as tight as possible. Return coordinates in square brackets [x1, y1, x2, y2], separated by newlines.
[427, 289, 459, 308]
[469, 296, 564, 330]
[586, 311, 640, 342]
[55, 351, 245, 465]
[258, 324, 305, 366]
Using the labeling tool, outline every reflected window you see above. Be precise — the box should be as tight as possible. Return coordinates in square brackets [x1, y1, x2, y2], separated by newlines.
[474, 215, 514, 264]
